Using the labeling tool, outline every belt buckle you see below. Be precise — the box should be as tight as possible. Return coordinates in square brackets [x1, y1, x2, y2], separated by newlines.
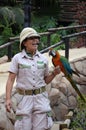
[32, 89, 35, 95]
[32, 89, 40, 95]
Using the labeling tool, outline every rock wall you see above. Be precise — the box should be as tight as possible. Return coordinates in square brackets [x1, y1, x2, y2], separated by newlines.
[0, 56, 86, 130]
[48, 57, 86, 121]
[0, 55, 8, 64]
[48, 56, 86, 121]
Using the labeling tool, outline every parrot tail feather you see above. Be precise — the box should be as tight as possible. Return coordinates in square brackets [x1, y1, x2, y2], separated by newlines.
[72, 70, 80, 77]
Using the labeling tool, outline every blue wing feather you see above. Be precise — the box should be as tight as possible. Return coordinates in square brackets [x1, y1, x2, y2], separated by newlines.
[60, 56, 72, 75]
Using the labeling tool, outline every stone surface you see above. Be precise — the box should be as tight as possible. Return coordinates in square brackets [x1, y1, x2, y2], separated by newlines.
[0, 55, 8, 64]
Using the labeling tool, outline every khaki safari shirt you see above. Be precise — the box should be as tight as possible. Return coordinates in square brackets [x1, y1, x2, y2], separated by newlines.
[9, 49, 49, 90]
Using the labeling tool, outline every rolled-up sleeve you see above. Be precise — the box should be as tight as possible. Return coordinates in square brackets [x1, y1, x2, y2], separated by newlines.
[9, 55, 18, 74]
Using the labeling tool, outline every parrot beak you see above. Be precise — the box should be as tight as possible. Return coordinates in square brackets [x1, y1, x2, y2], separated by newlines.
[49, 49, 56, 57]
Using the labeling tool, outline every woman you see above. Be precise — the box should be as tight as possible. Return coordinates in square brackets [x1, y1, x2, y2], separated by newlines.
[5, 27, 61, 130]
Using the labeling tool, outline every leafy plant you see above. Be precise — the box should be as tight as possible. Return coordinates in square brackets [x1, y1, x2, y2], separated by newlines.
[0, 6, 24, 57]
[70, 95, 86, 130]
[31, 16, 56, 32]
[0, 8, 14, 43]
[0, 24, 14, 57]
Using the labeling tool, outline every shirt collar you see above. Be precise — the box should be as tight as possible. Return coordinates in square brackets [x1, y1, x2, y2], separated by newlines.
[21, 49, 40, 58]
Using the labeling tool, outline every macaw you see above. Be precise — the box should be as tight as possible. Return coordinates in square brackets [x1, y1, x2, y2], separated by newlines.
[49, 48, 85, 102]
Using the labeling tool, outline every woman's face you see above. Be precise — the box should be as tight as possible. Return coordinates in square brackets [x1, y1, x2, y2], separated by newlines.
[23, 37, 40, 54]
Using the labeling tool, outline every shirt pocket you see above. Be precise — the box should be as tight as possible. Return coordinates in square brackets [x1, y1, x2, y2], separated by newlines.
[18, 63, 31, 76]
[37, 60, 46, 69]
[19, 63, 31, 69]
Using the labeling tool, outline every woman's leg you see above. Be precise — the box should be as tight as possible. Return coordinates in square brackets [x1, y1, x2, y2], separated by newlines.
[14, 114, 32, 130]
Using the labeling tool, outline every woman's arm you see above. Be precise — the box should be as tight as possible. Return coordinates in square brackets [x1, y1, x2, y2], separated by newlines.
[44, 66, 61, 84]
[6, 72, 16, 112]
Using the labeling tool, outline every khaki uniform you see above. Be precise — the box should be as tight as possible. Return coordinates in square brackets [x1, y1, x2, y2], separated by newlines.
[9, 50, 53, 130]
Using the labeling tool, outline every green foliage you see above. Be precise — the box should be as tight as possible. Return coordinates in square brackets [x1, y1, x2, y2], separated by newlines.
[0, 24, 14, 44]
[31, 16, 56, 32]
[50, 33, 65, 50]
[0, 7, 15, 26]
[0, 6, 24, 57]
[31, 16, 62, 50]
[51, 33, 61, 44]
[31, 15, 65, 50]
[12, 41, 20, 56]
[12, 7, 24, 25]
[11, 7, 24, 34]
[0, 7, 24, 34]
[0, 7, 15, 43]
[70, 95, 86, 130]
[0, 2, 78, 57]
[0, 1, 67, 57]
[0, 24, 14, 57]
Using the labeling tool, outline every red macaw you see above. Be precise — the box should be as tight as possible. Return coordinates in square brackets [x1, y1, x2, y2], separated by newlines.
[49, 48, 85, 102]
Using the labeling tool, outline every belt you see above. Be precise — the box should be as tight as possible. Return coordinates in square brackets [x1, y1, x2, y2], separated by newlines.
[17, 86, 46, 95]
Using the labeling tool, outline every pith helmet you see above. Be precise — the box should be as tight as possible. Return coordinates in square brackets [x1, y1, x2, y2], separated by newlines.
[20, 27, 40, 50]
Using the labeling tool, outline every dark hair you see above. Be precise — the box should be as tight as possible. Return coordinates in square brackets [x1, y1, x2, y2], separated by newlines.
[21, 38, 29, 50]
[21, 43, 25, 50]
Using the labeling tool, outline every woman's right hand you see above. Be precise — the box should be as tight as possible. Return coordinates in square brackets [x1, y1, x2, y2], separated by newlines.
[5, 99, 12, 112]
